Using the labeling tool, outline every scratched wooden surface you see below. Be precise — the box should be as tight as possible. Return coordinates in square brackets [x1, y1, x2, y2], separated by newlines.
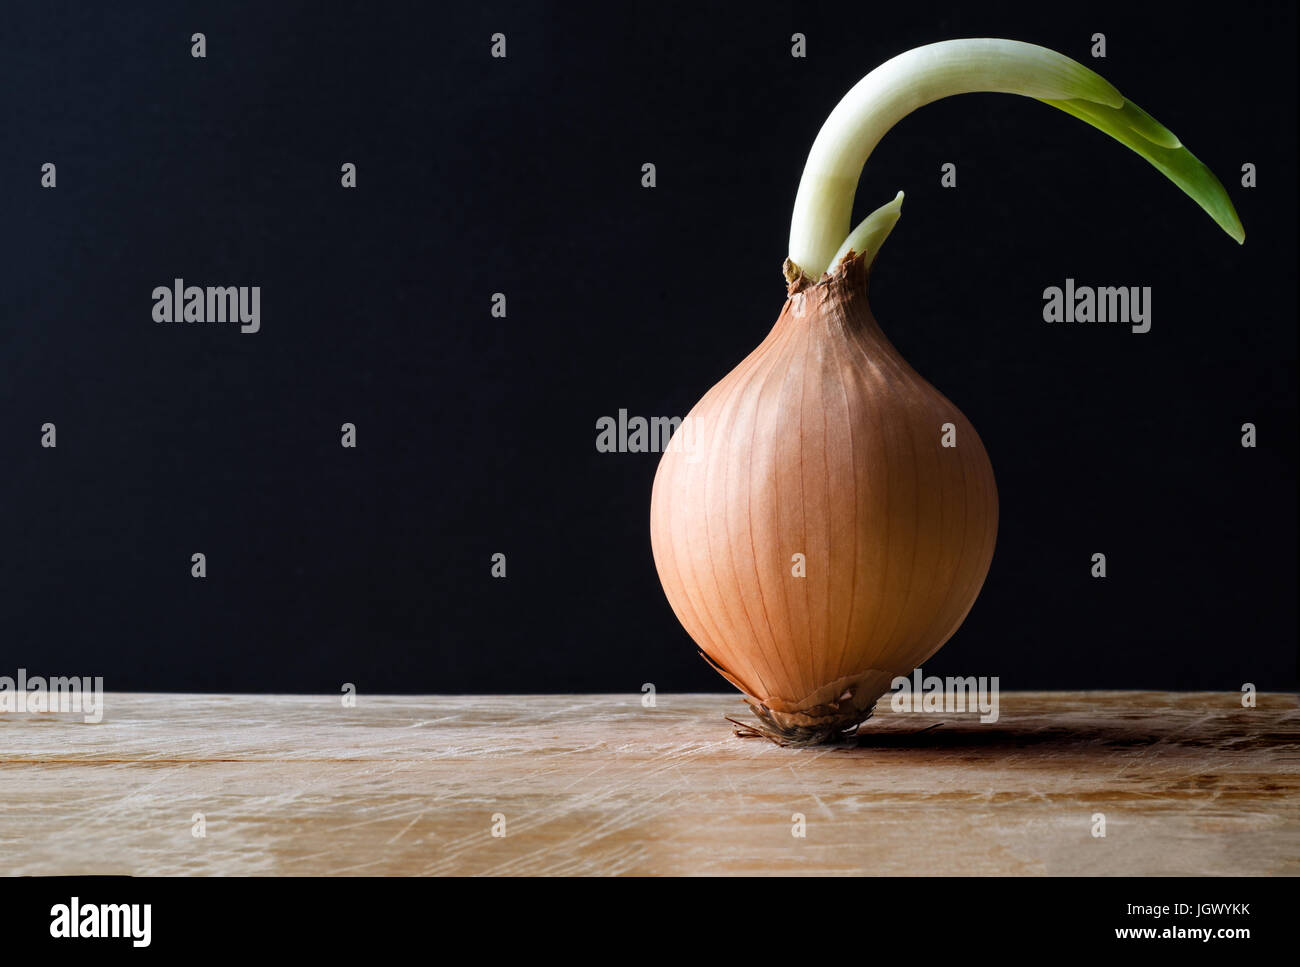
[1, 692, 1297, 876]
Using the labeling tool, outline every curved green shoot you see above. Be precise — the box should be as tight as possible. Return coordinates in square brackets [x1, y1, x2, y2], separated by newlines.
[787, 39, 1244, 281]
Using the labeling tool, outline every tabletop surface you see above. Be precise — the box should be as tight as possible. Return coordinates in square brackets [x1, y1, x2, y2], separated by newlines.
[2, 691, 1297, 876]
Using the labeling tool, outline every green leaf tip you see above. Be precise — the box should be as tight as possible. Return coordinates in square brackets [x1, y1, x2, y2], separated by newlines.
[830, 190, 905, 271]
[1040, 95, 1245, 244]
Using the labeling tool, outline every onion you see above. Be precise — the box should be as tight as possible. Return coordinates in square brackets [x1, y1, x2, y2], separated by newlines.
[649, 39, 1243, 746]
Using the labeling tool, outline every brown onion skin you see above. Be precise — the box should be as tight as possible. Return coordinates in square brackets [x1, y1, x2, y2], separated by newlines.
[649, 252, 998, 740]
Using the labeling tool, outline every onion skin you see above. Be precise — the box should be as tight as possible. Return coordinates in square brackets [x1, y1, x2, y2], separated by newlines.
[650, 252, 998, 745]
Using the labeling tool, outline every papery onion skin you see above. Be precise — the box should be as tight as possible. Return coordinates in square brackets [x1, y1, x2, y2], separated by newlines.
[649, 252, 998, 745]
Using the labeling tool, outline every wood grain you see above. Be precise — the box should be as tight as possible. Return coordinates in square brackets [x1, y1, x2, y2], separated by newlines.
[1, 691, 1296, 876]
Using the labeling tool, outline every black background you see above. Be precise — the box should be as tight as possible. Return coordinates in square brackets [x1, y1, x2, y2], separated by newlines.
[2, 1, 1295, 694]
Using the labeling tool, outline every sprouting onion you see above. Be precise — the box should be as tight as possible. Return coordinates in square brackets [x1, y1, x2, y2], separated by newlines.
[650, 38, 1244, 746]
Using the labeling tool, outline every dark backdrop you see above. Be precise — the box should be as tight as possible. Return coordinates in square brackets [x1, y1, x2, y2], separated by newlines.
[2, 1, 1295, 693]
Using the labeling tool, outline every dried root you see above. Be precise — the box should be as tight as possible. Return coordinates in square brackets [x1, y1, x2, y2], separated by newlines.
[727, 699, 876, 748]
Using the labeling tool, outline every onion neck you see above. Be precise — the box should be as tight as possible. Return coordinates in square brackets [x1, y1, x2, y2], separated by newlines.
[781, 248, 886, 347]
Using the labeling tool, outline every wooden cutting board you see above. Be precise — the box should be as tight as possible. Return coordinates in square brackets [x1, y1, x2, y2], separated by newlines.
[2, 691, 1296, 875]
